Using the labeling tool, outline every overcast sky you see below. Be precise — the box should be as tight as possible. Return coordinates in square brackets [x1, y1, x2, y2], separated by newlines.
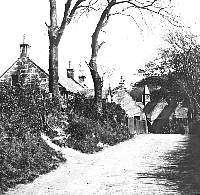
[0, 0, 200, 89]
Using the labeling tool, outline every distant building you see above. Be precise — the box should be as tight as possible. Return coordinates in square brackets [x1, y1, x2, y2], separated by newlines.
[112, 77, 143, 118]
[82, 88, 110, 101]
[144, 99, 188, 134]
[111, 76, 148, 134]
[0, 42, 87, 95]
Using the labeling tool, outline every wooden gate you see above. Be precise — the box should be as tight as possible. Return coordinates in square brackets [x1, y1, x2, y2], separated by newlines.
[128, 117, 135, 134]
[128, 117, 147, 134]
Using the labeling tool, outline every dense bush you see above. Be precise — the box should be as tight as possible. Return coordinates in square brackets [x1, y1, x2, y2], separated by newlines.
[68, 93, 128, 126]
[0, 83, 65, 193]
[102, 102, 128, 127]
[63, 113, 132, 153]
[63, 115, 102, 153]
[161, 119, 186, 134]
[58, 92, 132, 153]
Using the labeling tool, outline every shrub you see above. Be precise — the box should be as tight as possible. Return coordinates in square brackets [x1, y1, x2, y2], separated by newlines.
[63, 115, 102, 153]
[102, 102, 128, 128]
[98, 122, 131, 145]
[64, 113, 132, 153]
[68, 93, 128, 126]
[0, 132, 65, 193]
[59, 93, 132, 153]
[0, 83, 65, 193]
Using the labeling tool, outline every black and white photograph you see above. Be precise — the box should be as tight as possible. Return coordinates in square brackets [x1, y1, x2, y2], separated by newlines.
[1, 0, 200, 194]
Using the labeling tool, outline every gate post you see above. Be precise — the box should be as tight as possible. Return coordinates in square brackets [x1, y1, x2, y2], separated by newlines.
[128, 117, 134, 134]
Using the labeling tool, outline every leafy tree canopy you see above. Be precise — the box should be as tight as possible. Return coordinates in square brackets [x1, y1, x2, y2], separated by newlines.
[136, 29, 200, 119]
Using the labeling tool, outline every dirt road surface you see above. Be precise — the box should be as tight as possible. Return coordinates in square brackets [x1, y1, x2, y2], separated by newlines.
[7, 134, 200, 195]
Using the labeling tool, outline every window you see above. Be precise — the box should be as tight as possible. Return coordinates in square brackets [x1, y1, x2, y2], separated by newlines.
[11, 74, 19, 86]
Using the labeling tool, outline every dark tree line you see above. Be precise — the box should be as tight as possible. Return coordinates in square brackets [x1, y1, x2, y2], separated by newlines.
[136, 30, 200, 132]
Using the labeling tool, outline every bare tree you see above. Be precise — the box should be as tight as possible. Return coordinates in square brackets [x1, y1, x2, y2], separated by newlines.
[88, 0, 178, 116]
[47, 0, 97, 102]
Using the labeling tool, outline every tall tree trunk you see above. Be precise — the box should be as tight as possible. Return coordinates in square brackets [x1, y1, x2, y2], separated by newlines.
[49, 41, 59, 97]
[89, 0, 116, 116]
[48, 25, 61, 109]
[48, 0, 60, 101]
[48, 0, 86, 105]
[89, 57, 103, 115]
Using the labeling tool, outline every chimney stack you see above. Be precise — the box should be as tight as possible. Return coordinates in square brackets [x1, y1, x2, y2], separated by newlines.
[78, 62, 86, 84]
[20, 34, 30, 58]
[119, 76, 125, 89]
[107, 84, 113, 103]
[67, 61, 74, 79]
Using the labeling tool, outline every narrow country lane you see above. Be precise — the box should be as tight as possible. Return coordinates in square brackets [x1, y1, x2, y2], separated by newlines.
[7, 134, 200, 195]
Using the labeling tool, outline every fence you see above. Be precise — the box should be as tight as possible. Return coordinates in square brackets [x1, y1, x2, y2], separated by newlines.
[128, 117, 147, 134]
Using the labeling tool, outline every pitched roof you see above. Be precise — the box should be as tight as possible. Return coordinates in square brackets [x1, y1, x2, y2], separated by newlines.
[150, 100, 168, 121]
[112, 89, 144, 117]
[0, 57, 85, 93]
[143, 101, 158, 114]
[59, 74, 85, 93]
[82, 88, 110, 99]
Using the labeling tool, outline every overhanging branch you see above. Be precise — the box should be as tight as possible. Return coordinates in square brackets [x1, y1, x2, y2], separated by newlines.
[56, 0, 86, 44]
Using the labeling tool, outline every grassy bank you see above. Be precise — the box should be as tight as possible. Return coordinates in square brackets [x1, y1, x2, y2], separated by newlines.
[0, 83, 133, 193]
[0, 133, 65, 193]
[0, 84, 65, 193]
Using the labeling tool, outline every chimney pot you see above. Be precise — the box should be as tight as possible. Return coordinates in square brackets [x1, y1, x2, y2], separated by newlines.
[78, 75, 86, 83]
[67, 68, 74, 79]
[67, 61, 74, 79]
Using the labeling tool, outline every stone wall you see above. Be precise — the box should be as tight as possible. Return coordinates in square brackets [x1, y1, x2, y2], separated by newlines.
[0, 57, 48, 90]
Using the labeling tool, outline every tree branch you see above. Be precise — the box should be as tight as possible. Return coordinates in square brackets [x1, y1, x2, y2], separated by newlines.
[56, 0, 86, 44]
[114, 0, 158, 8]
[85, 60, 95, 70]
[110, 12, 143, 33]
[69, 0, 86, 18]
[97, 41, 106, 52]
[45, 22, 50, 28]
[91, 0, 116, 57]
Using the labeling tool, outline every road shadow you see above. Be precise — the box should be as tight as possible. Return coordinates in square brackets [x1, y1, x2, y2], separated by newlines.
[136, 135, 200, 194]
